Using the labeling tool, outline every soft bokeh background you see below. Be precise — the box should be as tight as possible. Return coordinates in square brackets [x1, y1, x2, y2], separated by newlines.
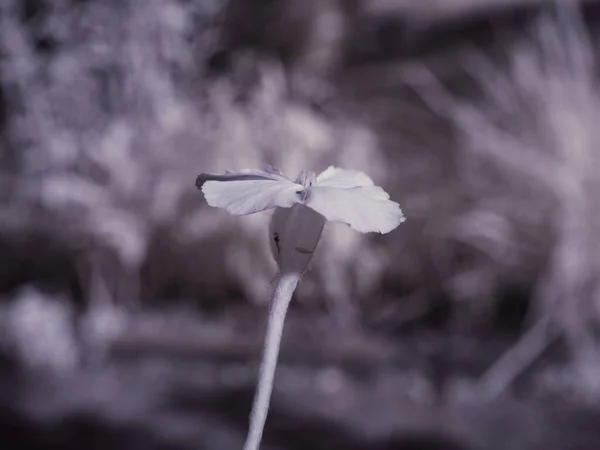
[1, 0, 600, 448]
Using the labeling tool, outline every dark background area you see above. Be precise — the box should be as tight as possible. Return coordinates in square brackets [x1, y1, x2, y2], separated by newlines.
[1, 0, 600, 448]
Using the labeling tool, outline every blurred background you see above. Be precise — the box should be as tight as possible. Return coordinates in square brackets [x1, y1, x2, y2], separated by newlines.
[1, 0, 600, 448]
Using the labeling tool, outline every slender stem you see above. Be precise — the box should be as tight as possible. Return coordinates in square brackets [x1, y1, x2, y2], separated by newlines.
[243, 271, 301, 450]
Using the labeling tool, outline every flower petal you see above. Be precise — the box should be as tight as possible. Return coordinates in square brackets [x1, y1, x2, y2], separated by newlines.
[305, 185, 405, 234]
[196, 168, 304, 216]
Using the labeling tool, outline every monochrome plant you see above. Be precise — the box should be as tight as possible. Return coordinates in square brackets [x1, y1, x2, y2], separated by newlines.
[196, 165, 405, 450]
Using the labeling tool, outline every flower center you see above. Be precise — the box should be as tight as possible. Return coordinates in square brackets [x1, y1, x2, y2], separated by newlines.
[295, 170, 317, 188]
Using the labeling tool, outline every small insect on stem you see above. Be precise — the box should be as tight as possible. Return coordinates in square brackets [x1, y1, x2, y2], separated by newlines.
[273, 232, 281, 254]
[196, 165, 405, 450]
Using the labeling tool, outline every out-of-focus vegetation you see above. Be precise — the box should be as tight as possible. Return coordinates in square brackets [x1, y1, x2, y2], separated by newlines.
[1, 0, 600, 448]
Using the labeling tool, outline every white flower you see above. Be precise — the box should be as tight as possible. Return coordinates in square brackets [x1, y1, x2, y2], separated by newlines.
[195, 165, 405, 450]
[196, 165, 405, 234]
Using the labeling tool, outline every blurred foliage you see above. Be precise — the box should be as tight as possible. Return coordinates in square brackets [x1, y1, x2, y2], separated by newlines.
[0, 0, 390, 319]
[0, 0, 599, 396]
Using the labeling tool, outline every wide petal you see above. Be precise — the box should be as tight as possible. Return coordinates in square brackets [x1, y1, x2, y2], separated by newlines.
[196, 168, 304, 216]
[305, 185, 405, 234]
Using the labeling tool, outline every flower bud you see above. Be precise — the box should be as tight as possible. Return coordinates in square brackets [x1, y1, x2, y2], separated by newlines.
[269, 203, 326, 274]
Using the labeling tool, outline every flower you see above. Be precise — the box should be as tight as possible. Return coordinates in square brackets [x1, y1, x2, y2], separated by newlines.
[195, 165, 405, 450]
[196, 165, 405, 235]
